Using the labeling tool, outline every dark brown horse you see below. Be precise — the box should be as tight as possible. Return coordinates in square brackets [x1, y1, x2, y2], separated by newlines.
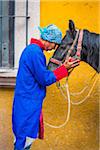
[48, 20, 99, 73]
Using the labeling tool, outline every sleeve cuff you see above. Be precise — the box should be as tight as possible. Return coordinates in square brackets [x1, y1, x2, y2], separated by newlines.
[53, 65, 68, 81]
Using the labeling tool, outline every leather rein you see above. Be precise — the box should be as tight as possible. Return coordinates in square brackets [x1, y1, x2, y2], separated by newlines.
[50, 29, 84, 66]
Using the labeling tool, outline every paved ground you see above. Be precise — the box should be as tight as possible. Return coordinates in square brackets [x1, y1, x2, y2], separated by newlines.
[0, 62, 99, 150]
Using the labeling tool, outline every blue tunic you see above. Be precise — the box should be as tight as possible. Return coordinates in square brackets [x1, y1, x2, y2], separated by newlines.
[12, 44, 56, 149]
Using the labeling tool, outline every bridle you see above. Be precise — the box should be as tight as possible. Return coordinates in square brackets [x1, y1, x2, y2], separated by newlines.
[49, 29, 84, 66]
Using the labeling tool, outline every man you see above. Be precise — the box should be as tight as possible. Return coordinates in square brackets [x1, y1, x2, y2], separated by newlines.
[12, 24, 80, 150]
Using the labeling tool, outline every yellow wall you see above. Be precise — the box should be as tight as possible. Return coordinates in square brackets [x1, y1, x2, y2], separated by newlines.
[40, 0, 100, 59]
[40, 0, 100, 34]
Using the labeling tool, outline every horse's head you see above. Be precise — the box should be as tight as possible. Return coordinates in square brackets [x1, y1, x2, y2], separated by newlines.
[48, 20, 99, 72]
[47, 20, 79, 71]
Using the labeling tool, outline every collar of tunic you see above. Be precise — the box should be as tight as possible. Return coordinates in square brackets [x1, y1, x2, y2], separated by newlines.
[30, 38, 45, 50]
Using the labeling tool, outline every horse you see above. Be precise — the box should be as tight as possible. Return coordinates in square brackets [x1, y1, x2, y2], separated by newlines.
[45, 20, 99, 130]
[47, 20, 100, 73]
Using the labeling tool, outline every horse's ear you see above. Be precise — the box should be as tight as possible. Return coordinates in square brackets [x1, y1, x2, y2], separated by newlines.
[69, 20, 75, 32]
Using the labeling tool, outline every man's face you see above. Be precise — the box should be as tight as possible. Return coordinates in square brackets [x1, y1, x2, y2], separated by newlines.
[44, 41, 57, 51]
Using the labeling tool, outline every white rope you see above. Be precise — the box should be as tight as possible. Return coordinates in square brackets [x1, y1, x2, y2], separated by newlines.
[59, 75, 98, 105]
[44, 81, 71, 128]
[44, 74, 98, 128]
[59, 84, 87, 97]
[70, 86, 87, 96]
[71, 77, 98, 105]
[60, 73, 97, 96]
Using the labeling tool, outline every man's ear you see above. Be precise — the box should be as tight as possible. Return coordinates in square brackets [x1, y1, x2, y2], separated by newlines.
[69, 20, 75, 32]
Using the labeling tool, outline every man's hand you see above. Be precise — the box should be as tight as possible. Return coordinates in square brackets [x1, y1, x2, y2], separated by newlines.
[63, 57, 80, 70]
